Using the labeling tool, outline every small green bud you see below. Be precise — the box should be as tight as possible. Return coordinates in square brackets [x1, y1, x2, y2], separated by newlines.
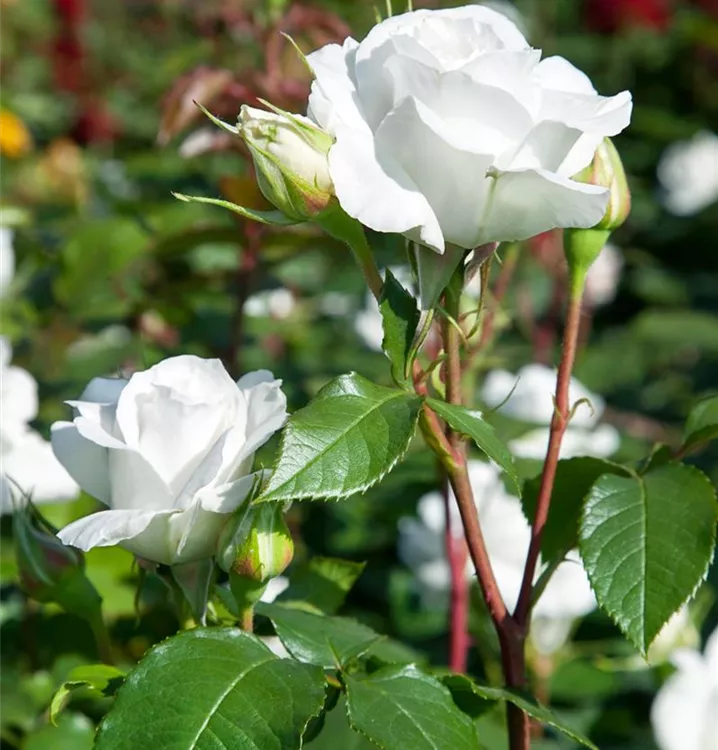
[565, 139, 631, 289]
[217, 502, 294, 614]
[13, 505, 102, 621]
[238, 105, 334, 221]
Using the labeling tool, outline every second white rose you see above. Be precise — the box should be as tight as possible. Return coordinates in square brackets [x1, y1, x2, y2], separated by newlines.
[51, 355, 288, 566]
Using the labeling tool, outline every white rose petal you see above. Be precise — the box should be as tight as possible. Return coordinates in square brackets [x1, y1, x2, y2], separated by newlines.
[52, 355, 288, 566]
[651, 625, 718, 750]
[658, 130, 718, 216]
[306, 5, 632, 253]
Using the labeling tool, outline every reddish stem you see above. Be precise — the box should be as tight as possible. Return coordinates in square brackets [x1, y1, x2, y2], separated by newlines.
[444, 479, 470, 673]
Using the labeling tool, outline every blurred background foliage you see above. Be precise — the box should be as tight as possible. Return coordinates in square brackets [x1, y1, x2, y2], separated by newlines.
[1, 0, 717, 748]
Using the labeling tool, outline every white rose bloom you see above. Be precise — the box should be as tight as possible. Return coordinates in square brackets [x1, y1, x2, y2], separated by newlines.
[398, 460, 596, 654]
[305, 5, 631, 253]
[51, 355, 287, 566]
[0, 227, 14, 298]
[657, 131, 718, 216]
[651, 625, 718, 750]
[481, 364, 620, 459]
[1, 337, 78, 512]
[584, 242, 623, 308]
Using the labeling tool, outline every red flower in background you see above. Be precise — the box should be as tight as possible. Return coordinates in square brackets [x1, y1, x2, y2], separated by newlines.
[586, 0, 673, 32]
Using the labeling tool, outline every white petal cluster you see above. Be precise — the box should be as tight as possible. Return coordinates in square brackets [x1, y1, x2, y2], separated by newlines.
[306, 5, 632, 253]
[51, 355, 287, 566]
[481, 364, 620, 459]
[658, 131, 718, 216]
[651, 625, 718, 750]
[1, 337, 80, 511]
[398, 460, 596, 653]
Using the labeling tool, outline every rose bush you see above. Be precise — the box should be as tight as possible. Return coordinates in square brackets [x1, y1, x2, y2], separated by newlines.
[305, 5, 632, 253]
[51, 355, 287, 565]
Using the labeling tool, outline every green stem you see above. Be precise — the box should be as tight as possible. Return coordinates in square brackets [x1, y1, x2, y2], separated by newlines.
[89, 611, 115, 665]
[240, 606, 254, 633]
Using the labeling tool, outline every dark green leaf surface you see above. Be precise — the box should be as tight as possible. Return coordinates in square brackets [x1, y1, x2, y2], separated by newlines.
[522, 457, 629, 560]
[259, 373, 422, 503]
[95, 628, 326, 750]
[683, 395, 718, 452]
[345, 665, 479, 750]
[426, 399, 520, 495]
[439, 678, 598, 749]
[579, 464, 718, 654]
[279, 557, 365, 614]
[379, 270, 420, 387]
[256, 602, 418, 669]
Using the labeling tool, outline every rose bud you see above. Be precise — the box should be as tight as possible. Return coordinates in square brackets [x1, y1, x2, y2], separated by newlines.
[564, 138, 631, 284]
[238, 105, 335, 221]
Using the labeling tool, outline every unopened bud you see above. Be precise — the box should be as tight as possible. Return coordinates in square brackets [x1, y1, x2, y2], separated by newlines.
[217, 502, 293, 604]
[565, 139, 631, 286]
[14, 505, 102, 621]
[238, 105, 334, 221]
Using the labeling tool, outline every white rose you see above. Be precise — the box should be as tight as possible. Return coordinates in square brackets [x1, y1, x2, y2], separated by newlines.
[657, 130, 718, 216]
[51, 355, 287, 566]
[0, 227, 14, 299]
[481, 364, 620, 459]
[306, 5, 632, 253]
[0, 337, 78, 512]
[398, 460, 596, 653]
[651, 625, 718, 750]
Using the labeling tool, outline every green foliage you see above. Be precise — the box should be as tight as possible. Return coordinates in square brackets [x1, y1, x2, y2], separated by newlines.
[278, 557, 366, 614]
[345, 664, 480, 750]
[95, 629, 326, 749]
[380, 269, 420, 387]
[426, 399, 520, 494]
[256, 601, 419, 669]
[579, 463, 718, 654]
[522, 457, 630, 560]
[682, 394, 718, 453]
[259, 373, 422, 503]
[50, 664, 125, 724]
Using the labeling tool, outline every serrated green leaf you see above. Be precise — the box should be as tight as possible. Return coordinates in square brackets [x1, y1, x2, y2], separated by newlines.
[345, 664, 479, 750]
[172, 192, 299, 225]
[426, 399, 520, 495]
[50, 664, 125, 724]
[258, 373, 422, 503]
[439, 681, 598, 750]
[522, 457, 629, 561]
[683, 395, 718, 453]
[256, 601, 420, 669]
[379, 270, 420, 387]
[95, 628, 326, 750]
[579, 464, 718, 654]
[279, 557, 365, 614]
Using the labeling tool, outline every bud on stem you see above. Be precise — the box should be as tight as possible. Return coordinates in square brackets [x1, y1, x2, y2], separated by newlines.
[564, 138, 631, 293]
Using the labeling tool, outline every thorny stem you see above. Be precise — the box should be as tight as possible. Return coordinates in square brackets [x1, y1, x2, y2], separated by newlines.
[438, 270, 528, 747]
[443, 469, 470, 672]
[514, 276, 585, 628]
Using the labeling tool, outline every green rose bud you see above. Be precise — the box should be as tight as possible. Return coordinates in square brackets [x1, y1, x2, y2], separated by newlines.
[217, 502, 294, 609]
[565, 138, 631, 291]
[238, 105, 334, 221]
[14, 505, 103, 622]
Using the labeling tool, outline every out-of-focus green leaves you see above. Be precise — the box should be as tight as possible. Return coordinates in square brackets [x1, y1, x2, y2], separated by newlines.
[278, 556, 366, 614]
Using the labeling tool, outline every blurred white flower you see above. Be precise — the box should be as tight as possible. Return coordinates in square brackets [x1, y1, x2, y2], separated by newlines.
[259, 576, 290, 657]
[481, 364, 620, 459]
[0, 227, 14, 298]
[646, 606, 700, 666]
[584, 242, 623, 308]
[51, 355, 287, 566]
[651, 625, 718, 750]
[1, 337, 78, 512]
[658, 130, 718, 216]
[245, 288, 296, 320]
[398, 460, 596, 654]
[319, 291, 352, 318]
